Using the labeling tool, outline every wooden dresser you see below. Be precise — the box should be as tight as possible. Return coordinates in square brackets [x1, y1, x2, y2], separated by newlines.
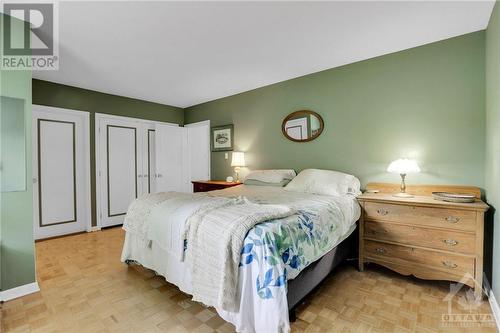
[358, 183, 489, 297]
[192, 180, 242, 193]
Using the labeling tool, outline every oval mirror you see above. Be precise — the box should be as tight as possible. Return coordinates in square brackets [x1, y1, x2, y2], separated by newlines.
[282, 110, 324, 142]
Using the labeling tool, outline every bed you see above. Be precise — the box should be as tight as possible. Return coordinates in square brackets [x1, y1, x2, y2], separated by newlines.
[121, 173, 361, 333]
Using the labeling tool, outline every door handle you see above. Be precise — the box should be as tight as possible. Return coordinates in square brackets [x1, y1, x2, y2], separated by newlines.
[33, 178, 38, 184]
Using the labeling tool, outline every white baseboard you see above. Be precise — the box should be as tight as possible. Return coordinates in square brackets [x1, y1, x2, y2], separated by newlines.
[0, 282, 39, 302]
[489, 289, 500, 331]
[88, 226, 101, 232]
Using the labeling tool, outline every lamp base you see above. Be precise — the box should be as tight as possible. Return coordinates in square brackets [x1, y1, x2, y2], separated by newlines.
[392, 192, 414, 198]
[234, 167, 241, 182]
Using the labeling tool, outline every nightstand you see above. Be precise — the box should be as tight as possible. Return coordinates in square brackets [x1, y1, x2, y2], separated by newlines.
[192, 180, 242, 193]
[357, 183, 489, 298]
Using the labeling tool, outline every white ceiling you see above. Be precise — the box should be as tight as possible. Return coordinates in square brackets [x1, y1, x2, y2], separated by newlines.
[33, 1, 495, 108]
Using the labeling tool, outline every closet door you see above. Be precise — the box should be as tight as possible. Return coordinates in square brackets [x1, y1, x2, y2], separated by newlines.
[154, 121, 210, 193]
[32, 106, 91, 240]
[185, 121, 210, 192]
[155, 124, 184, 192]
[98, 117, 142, 227]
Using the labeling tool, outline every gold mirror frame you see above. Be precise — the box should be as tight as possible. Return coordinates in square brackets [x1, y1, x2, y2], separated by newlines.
[281, 110, 324, 142]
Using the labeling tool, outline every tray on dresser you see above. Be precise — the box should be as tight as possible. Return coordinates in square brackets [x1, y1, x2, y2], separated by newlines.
[432, 192, 476, 203]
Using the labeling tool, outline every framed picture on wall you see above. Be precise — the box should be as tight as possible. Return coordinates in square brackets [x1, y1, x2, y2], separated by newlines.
[211, 124, 234, 152]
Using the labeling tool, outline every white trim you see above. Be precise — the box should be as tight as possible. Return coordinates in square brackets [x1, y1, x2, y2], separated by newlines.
[32, 105, 92, 237]
[489, 289, 500, 331]
[94, 115, 101, 228]
[94, 113, 179, 228]
[0, 282, 39, 302]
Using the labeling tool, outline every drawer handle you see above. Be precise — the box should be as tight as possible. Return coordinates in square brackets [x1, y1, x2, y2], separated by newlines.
[377, 208, 389, 216]
[375, 247, 386, 254]
[443, 239, 458, 246]
[445, 216, 460, 223]
[442, 260, 458, 269]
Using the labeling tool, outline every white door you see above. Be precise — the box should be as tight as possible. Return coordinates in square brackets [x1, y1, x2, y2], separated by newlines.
[98, 117, 143, 227]
[155, 121, 210, 193]
[155, 124, 184, 193]
[185, 121, 210, 192]
[33, 106, 91, 240]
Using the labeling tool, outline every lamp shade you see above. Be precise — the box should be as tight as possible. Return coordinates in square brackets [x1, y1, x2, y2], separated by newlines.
[231, 152, 246, 167]
[387, 158, 420, 174]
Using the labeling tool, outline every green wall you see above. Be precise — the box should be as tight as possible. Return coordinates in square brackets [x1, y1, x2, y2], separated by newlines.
[185, 32, 486, 189]
[0, 15, 36, 290]
[32, 79, 184, 227]
[486, 2, 500, 300]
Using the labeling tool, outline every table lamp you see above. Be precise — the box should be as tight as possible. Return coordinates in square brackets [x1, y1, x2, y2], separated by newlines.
[231, 152, 246, 182]
[387, 158, 420, 198]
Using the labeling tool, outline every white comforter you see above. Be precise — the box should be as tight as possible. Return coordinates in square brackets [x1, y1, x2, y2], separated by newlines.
[121, 185, 360, 333]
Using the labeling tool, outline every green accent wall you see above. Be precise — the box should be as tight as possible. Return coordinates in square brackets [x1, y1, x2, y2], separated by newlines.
[486, 2, 500, 300]
[0, 15, 36, 290]
[32, 79, 184, 227]
[185, 32, 486, 189]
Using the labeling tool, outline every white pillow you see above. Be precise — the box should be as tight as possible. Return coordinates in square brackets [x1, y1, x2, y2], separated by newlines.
[284, 169, 361, 196]
[244, 169, 296, 183]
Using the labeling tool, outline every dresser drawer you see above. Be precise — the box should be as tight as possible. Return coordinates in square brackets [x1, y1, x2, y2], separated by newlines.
[364, 202, 476, 232]
[364, 221, 476, 254]
[365, 240, 474, 276]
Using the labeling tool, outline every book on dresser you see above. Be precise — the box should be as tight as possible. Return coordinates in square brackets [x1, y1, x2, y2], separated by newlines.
[357, 183, 489, 298]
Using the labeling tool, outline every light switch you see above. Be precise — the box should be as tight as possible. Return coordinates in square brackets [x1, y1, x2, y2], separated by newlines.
[225, 152, 228, 160]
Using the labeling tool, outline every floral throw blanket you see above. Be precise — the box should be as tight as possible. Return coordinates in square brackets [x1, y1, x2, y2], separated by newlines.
[208, 186, 360, 333]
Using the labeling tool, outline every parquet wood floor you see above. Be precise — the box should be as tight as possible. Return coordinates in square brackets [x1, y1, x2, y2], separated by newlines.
[1, 227, 496, 333]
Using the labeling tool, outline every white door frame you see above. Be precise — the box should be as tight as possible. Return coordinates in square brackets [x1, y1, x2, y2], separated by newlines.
[32, 104, 92, 235]
[94, 113, 178, 228]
